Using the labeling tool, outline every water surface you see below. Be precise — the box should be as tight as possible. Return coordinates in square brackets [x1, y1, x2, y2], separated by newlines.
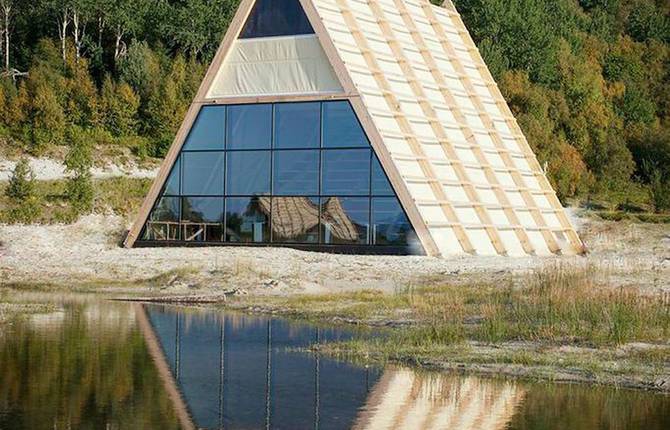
[0, 298, 667, 429]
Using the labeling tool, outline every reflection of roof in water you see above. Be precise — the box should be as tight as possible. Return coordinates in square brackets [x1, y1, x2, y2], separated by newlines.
[353, 367, 524, 430]
[255, 196, 360, 241]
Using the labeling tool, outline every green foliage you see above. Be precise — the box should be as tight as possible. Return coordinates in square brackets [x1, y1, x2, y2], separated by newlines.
[3, 159, 42, 223]
[64, 126, 94, 213]
[6, 159, 36, 202]
[100, 76, 140, 137]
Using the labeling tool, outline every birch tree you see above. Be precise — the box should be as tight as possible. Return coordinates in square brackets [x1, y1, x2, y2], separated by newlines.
[0, 0, 12, 71]
[109, 0, 148, 65]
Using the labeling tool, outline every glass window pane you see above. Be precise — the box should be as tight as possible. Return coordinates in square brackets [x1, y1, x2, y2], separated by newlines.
[320, 197, 369, 245]
[273, 150, 319, 195]
[372, 198, 417, 246]
[182, 152, 224, 196]
[227, 104, 272, 150]
[181, 197, 224, 242]
[182, 106, 225, 151]
[322, 149, 370, 195]
[240, 0, 314, 39]
[225, 197, 270, 243]
[271, 197, 320, 243]
[164, 156, 180, 195]
[226, 151, 271, 195]
[371, 155, 394, 196]
[143, 197, 180, 241]
[275, 102, 320, 149]
[322, 101, 368, 148]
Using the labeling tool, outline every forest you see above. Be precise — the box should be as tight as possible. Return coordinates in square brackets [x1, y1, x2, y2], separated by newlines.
[0, 0, 668, 215]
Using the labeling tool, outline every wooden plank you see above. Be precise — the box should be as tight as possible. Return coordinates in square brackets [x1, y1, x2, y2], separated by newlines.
[124, 0, 257, 247]
[334, 0, 476, 255]
[421, 2, 566, 254]
[372, 0, 509, 255]
[436, 3, 585, 254]
[198, 92, 356, 106]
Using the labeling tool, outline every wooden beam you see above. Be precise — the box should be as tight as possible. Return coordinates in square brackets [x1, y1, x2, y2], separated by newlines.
[134, 304, 195, 430]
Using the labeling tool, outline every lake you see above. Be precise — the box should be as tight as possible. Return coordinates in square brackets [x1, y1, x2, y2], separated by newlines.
[0, 298, 668, 429]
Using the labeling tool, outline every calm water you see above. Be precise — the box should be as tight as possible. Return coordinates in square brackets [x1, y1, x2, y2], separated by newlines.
[0, 298, 668, 430]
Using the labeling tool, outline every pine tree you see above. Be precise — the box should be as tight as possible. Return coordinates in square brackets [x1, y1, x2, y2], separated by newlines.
[29, 81, 66, 155]
[4, 158, 41, 223]
[6, 158, 35, 202]
[100, 76, 139, 136]
[64, 126, 94, 213]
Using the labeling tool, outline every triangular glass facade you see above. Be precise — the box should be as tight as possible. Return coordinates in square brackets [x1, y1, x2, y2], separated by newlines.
[139, 101, 422, 254]
[240, 0, 314, 39]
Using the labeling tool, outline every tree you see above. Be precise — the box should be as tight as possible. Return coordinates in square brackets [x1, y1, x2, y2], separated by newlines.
[28, 81, 66, 154]
[166, 0, 234, 60]
[108, 0, 148, 65]
[64, 126, 94, 213]
[100, 76, 139, 136]
[0, 0, 13, 71]
[5, 158, 41, 222]
[6, 158, 35, 201]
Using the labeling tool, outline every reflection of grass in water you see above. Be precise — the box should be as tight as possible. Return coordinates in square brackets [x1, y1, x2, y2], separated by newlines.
[231, 264, 670, 384]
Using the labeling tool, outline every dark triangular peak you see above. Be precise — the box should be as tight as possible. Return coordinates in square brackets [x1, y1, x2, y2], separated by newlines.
[240, 0, 314, 39]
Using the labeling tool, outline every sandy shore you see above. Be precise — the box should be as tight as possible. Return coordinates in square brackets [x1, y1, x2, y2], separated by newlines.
[0, 211, 668, 295]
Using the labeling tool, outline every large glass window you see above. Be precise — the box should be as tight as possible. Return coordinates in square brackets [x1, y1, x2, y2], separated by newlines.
[164, 157, 181, 196]
[321, 149, 370, 195]
[371, 156, 394, 196]
[142, 101, 420, 254]
[271, 197, 320, 243]
[372, 198, 416, 246]
[273, 150, 319, 195]
[322, 101, 368, 148]
[226, 151, 271, 195]
[181, 197, 224, 242]
[182, 106, 225, 151]
[143, 197, 180, 241]
[239, 0, 314, 39]
[321, 197, 369, 245]
[225, 197, 270, 243]
[182, 152, 224, 196]
[227, 104, 272, 150]
[275, 102, 320, 149]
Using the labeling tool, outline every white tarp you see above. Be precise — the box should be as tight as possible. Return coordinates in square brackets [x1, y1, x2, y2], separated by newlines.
[207, 34, 343, 98]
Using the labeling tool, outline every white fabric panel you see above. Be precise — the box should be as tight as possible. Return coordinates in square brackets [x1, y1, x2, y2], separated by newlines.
[477, 188, 499, 205]
[407, 182, 437, 200]
[497, 230, 526, 256]
[467, 229, 498, 255]
[527, 230, 551, 256]
[543, 212, 562, 229]
[455, 207, 479, 224]
[419, 204, 448, 224]
[431, 227, 466, 256]
[208, 35, 342, 98]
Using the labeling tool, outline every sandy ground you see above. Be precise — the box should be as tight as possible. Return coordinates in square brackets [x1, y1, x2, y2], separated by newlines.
[0, 210, 668, 295]
[0, 157, 159, 181]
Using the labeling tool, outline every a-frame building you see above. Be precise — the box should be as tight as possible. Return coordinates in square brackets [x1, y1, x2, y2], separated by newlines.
[125, 0, 584, 257]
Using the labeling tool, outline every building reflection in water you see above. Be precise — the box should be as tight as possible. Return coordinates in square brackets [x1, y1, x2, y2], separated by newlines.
[137, 304, 525, 430]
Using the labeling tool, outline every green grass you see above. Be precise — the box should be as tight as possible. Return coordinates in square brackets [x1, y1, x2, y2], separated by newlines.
[228, 265, 670, 382]
[0, 177, 151, 224]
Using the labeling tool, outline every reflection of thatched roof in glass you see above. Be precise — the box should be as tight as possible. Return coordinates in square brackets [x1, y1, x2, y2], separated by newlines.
[255, 197, 360, 241]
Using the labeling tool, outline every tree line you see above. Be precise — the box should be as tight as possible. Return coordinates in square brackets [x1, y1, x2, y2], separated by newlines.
[1, 0, 669, 216]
